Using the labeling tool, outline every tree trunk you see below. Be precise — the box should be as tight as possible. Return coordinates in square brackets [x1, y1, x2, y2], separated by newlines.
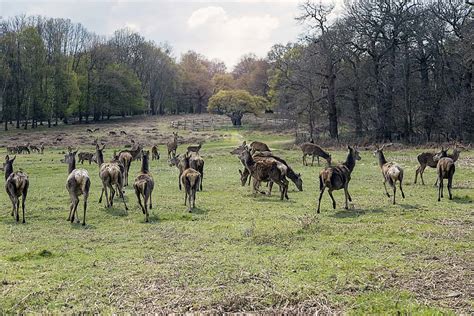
[327, 70, 338, 139]
[228, 112, 243, 126]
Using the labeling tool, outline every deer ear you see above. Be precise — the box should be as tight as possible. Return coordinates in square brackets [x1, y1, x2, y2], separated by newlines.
[5, 155, 9, 162]
[12, 155, 16, 162]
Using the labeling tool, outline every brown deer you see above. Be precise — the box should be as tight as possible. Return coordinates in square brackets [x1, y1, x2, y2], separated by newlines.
[301, 142, 331, 166]
[6, 146, 18, 154]
[252, 151, 303, 191]
[434, 148, 455, 201]
[249, 141, 270, 154]
[317, 146, 361, 213]
[39, 143, 45, 154]
[119, 143, 143, 161]
[189, 152, 204, 191]
[180, 152, 201, 212]
[238, 156, 289, 196]
[78, 152, 95, 164]
[133, 150, 154, 222]
[29, 144, 41, 153]
[17, 143, 30, 154]
[96, 144, 128, 211]
[61, 150, 91, 225]
[373, 144, 405, 205]
[169, 154, 186, 190]
[3, 155, 29, 223]
[116, 151, 133, 186]
[151, 145, 160, 160]
[239, 147, 289, 200]
[167, 132, 179, 159]
[187, 142, 203, 153]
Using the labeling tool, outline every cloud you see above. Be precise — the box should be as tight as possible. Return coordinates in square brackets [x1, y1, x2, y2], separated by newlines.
[186, 6, 280, 66]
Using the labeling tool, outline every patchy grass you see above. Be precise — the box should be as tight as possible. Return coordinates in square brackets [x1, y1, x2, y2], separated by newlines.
[0, 118, 473, 313]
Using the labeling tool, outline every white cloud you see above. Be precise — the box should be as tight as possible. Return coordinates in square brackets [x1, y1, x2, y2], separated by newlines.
[186, 6, 280, 66]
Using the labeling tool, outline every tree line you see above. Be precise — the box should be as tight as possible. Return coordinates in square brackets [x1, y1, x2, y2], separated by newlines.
[1, 0, 473, 142]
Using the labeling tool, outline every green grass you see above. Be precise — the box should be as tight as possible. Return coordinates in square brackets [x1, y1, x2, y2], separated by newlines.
[0, 125, 472, 313]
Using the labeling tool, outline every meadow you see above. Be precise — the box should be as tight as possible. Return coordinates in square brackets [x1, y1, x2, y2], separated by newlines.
[0, 117, 472, 314]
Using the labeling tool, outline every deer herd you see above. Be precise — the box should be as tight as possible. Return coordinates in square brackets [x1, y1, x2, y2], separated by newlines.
[0, 132, 469, 225]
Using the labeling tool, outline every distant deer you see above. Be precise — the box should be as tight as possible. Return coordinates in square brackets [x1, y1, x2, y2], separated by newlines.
[78, 152, 95, 164]
[29, 144, 41, 153]
[187, 142, 203, 153]
[180, 152, 201, 212]
[317, 146, 361, 213]
[61, 150, 91, 225]
[167, 132, 179, 159]
[39, 143, 45, 154]
[249, 141, 270, 154]
[6, 146, 18, 154]
[96, 144, 128, 211]
[108, 131, 117, 136]
[120, 143, 143, 161]
[120, 130, 127, 135]
[434, 148, 455, 201]
[17, 143, 30, 154]
[151, 145, 160, 160]
[239, 147, 289, 200]
[301, 142, 331, 166]
[373, 144, 405, 204]
[3, 155, 29, 223]
[133, 150, 154, 222]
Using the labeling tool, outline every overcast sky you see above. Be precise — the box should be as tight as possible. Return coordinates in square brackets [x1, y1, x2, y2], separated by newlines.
[1, 0, 343, 69]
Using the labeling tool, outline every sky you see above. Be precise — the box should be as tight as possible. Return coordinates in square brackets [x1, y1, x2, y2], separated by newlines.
[1, 0, 344, 69]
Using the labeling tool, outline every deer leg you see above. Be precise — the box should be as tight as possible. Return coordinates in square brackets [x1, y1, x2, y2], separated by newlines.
[179, 173, 182, 191]
[317, 186, 325, 213]
[399, 181, 405, 199]
[136, 189, 145, 214]
[15, 198, 20, 222]
[392, 184, 396, 205]
[414, 166, 420, 184]
[184, 188, 188, 206]
[383, 179, 390, 197]
[419, 166, 426, 185]
[317, 156, 320, 166]
[252, 178, 259, 197]
[82, 195, 88, 226]
[8, 191, 15, 217]
[343, 185, 349, 209]
[149, 190, 153, 209]
[434, 177, 438, 187]
[144, 194, 149, 222]
[268, 181, 273, 196]
[302, 154, 306, 166]
[438, 178, 442, 201]
[328, 190, 336, 210]
[311, 155, 315, 166]
[447, 176, 453, 200]
[73, 199, 80, 223]
[21, 193, 26, 224]
[283, 178, 289, 200]
[118, 185, 128, 211]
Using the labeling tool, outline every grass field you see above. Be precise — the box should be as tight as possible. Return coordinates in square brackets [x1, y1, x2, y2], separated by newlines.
[0, 118, 473, 314]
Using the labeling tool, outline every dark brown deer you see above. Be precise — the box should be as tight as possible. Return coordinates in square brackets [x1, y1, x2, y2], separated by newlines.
[6, 146, 18, 154]
[373, 144, 405, 205]
[249, 141, 270, 154]
[167, 132, 179, 159]
[133, 150, 154, 222]
[434, 148, 455, 201]
[96, 144, 128, 211]
[301, 142, 331, 166]
[17, 143, 30, 154]
[3, 155, 29, 223]
[61, 150, 91, 225]
[252, 151, 303, 191]
[317, 146, 361, 213]
[119, 143, 143, 161]
[239, 147, 289, 200]
[238, 156, 289, 196]
[180, 152, 201, 212]
[116, 151, 133, 186]
[39, 143, 45, 154]
[29, 144, 41, 153]
[187, 142, 203, 153]
[151, 145, 160, 160]
[189, 152, 204, 191]
[78, 152, 95, 164]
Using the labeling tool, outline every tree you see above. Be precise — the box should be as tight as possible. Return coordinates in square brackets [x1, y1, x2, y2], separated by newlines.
[208, 89, 268, 126]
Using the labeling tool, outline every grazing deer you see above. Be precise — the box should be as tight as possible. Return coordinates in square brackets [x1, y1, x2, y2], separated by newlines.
[317, 146, 361, 213]
[373, 144, 405, 204]
[167, 132, 179, 159]
[96, 144, 128, 211]
[180, 152, 201, 212]
[253, 151, 303, 191]
[189, 152, 204, 191]
[433, 148, 455, 201]
[108, 131, 117, 136]
[6, 146, 18, 154]
[187, 142, 203, 153]
[249, 141, 270, 154]
[78, 152, 95, 164]
[239, 147, 289, 200]
[133, 150, 154, 222]
[3, 155, 29, 223]
[29, 144, 41, 153]
[86, 128, 93, 133]
[151, 145, 160, 160]
[238, 156, 289, 196]
[120, 130, 127, 135]
[61, 150, 91, 225]
[301, 142, 331, 166]
[17, 143, 30, 154]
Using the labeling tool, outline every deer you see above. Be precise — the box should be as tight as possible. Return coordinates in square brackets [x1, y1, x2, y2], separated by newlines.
[373, 144, 405, 205]
[167, 132, 179, 159]
[133, 150, 154, 222]
[415, 143, 466, 185]
[61, 149, 91, 225]
[119, 142, 143, 161]
[187, 142, 203, 154]
[78, 152, 95, 164]
[188, 152, 204, 191]
[180, 152, 201, 212]
[252, 151, 303, 191]
[29, 144, 41, 153]
[6, 146, 18, 154]
[301, 142, 331, 166]
[96, 144, 128, 211]
[17, 143, 30, 154]
[2, 155, 29, 223]
[239, 147, 289, 200]
[249, 141, 270, 154]
[116, 150, 133, 186]
[169, 154, 187, 190]
[151, 145, 160, 160]
[317, 146, 361, 213]
[120, 130, 127, 135]
[433, 148, 455, 201]
[39, 143, 45, 154]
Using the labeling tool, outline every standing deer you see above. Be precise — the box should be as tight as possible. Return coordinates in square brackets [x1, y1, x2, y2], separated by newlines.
[61, 150, 91, 225]
[117, 151, 133, 186]
[3, 155, 29, 223]
[167, 132, 179, 159]
[180, 152, 201, 212]
[169, 154, 186, 190]
[249, 141, 270, 154]
[301, 142, 332, 166]
[78, 152, 95, 164]
[39, 143, 45, 154]
[252, 151, 303, 191]
[133, 150, 154, 222]
[317, 146, 360, 213]
[119, 143, 143, 161]
[187, 142, 203, 154]
[151, 145, 160, 160]
[17, 143, 30, 154]
[434, 148, 455, 201]
[189, 152, 204, 191]
[373, 144, 405, 204]
[96, 144, 128, 211]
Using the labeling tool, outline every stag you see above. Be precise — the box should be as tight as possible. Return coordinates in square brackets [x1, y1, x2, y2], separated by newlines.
[317, 146, 360, 213]
[133, 150, 154, 222]
[3, 155, 29, 223]
[373, 144, 405, 204]
[61, 150, 91, 225]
